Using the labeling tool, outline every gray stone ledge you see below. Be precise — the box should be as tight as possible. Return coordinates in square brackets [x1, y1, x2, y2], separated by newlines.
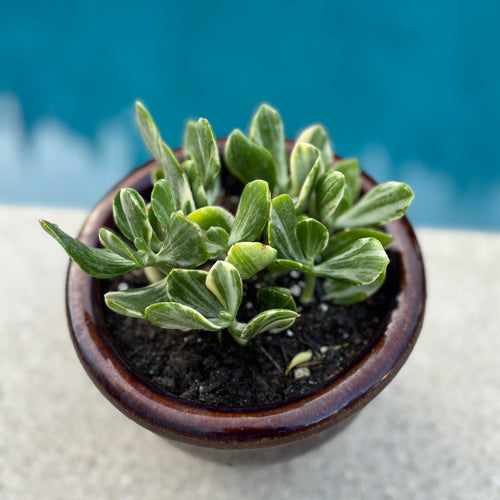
[1, 206, 499, 500]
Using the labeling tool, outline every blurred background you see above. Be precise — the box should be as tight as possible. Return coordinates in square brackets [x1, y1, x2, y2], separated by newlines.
[0, 0, 498, 229]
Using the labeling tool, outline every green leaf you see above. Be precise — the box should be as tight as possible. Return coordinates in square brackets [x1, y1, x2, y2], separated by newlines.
[249, 103, 287, 190]
[40, 220, 139, 278]
[314, 237, 389, 284]
[224, 129, 276, 192]
[241, 309, 298, 340]
[167, 269, 222, 318]
[113, 190, 134, 242]
[120, 188, 152, 245]
[205, 261, 242, 319]
[334, 182, 414, 229]
[196, 117, 221, 189]
[322, 228, 394, 260]
[183, 120, 202, 168]
[151, 166, 164, 184]
[334, 158, 361, 205]
[290, 143, 321, 197]
[268, 194, 303, 262]
[135, 101, 163, 160]
[257, 287, 296, 312]
[315, 170, 345, 222]
[147, 204, 164, 251]
[105, 278, 168, 318]
[296, 124, 333, 167]
[295, 153, 323, 214]
[285, 349, 313, 376]
[98, 228, 142, 264]
[296, 218, 328, 264]
[322, 271, 386, 305]
[229, 180, 270, 245]
[188, 206, 234, 232]
[272, 259, 312, 273]
[225, 242, 277, 279]
[145, 302, 227, 331]
[157, 212, 208, 269]
[183, 159, 208, 208]
[206, 226, 230, 247]
[151, 179, 177, 228]
[136, 101, 195, 213]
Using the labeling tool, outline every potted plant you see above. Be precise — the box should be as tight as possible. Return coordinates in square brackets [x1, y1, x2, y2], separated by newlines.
[40, 102, 425, 463]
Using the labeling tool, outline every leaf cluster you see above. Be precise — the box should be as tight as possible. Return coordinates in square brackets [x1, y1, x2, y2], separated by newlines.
[40, 102, 413, 344]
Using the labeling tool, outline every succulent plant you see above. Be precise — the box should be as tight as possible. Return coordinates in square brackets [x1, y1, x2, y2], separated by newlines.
[40, 102, 413, 346]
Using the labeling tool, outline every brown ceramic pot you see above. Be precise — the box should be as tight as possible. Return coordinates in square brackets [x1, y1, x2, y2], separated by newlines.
[66, 139, 425, 464]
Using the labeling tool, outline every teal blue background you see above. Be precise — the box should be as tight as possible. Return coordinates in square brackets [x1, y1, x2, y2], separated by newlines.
[1, 1, 499, 229]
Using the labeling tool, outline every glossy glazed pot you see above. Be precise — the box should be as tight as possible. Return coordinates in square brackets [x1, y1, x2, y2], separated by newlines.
[66, 138, 425, 464]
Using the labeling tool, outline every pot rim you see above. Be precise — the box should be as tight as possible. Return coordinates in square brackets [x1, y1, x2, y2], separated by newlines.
[66, 138, 426, 449]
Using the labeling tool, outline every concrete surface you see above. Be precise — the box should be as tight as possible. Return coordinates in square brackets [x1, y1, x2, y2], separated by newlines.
[1, 205, 499, 500]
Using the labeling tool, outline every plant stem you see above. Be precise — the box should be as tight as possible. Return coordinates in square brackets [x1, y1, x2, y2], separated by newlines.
[228, 321, 249, 346]
[144, 266, 164, 283]
[301, 273, 316, 304]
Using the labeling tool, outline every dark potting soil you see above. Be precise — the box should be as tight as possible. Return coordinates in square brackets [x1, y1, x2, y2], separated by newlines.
[101, 251, 399, 407]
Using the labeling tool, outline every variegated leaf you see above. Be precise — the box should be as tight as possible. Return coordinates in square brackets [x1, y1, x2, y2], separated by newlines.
[147, 204, 164, 251]
[206, 226, 229, 246]
[188, 206, 234, 232]
[39, 220, 139, 278]
[272, 259, 312, 273]
[135, 100, 163, 160]
[225, 242, 277, 279]
[315, 170, 345, 222]
[322, 228, 394, 261]
[334, 182, 414, 229]
[229, 180, 270, 245]
[289, 142, 321, 197]
[256, 287, 296, 312]
[249, 103, 288, 190]
[296, 124, 333, 167]
[105, 278, 168, 318]
[314, 237, 389, 284]
[224, 129, 277, 192]
[156, 212, 208, 269]
[167, 269, 222, 318]
[112, 190, 135, 242]
[183, 120, 202, 168]
[295, 153, 323, 214]
[334, 158, 361, 206]
[322, 271, 386, 305]
[241, 309, 298, 339]
[183, 159, 208, 208]
[136, 101, 195, 213]
[268, 194, 303, 262]
[296, 218, 328, 264]
[196, 117, 221, 189]
[120, 188, 152, 245]
[98, 228, 142, 264]
[145, 302, 228, 331]
[151, 179, 177, 228]
[205, 261, 242, 319]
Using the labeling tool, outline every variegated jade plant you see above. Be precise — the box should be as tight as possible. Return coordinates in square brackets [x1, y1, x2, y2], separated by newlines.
[40, 102, 413, 346]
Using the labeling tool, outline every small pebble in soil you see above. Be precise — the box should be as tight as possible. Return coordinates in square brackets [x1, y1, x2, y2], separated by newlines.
[118, 282, 129, 291]
[290, 284, 301, 297]
[319, 303, 329, 312]
[286, 329, 294, 337]
[290, 270, 301, 279]
[294, 367, 311, 379]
